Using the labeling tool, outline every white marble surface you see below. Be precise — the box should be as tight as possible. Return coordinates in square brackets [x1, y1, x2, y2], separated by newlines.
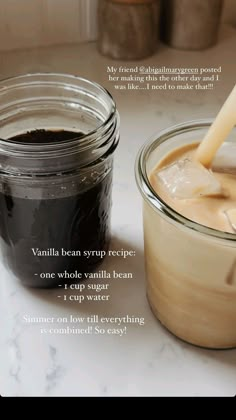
[1, 25, 236, 397]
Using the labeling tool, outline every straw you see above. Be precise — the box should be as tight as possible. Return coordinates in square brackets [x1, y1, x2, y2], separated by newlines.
[195, 84, 236, 167]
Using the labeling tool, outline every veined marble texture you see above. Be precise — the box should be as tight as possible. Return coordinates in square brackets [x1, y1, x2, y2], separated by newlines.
[1, 25, 236, 396]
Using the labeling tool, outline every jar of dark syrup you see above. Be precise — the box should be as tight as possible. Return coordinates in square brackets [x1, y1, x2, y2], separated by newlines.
[0, 74, 119, 287]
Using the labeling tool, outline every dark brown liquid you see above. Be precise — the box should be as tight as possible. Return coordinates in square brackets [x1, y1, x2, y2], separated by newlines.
[0, 130, 112, 287]
[9, 129, 82, 144]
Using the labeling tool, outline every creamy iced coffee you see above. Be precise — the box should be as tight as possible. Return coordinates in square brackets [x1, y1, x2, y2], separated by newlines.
[136, 120, 236, 349]
[150, 143, 236, 233]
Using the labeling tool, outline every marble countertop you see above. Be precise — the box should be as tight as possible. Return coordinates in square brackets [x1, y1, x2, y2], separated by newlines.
[1, 25, 236, 397]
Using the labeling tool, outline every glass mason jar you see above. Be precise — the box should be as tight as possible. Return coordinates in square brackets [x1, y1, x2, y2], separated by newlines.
[0, 73, 119, 288]
[136, 120, 236, 349]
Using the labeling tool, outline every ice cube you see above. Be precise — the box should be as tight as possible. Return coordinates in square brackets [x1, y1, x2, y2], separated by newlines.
[212, 143, 236, 174]
[157, 158, 222, 199]
[225, 209, 236, 232]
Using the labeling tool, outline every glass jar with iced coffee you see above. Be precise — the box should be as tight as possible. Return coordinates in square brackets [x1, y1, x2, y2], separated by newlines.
[136, 85, 236, 349]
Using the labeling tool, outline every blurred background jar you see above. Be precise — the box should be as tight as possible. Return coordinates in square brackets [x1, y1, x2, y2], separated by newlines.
[161, 0, 224, 50]
[98, 0, 161, 60]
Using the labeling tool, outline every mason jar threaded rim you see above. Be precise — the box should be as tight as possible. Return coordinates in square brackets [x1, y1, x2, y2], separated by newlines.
[0, 73, 119, 175]
[135, 119, 236, 242]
